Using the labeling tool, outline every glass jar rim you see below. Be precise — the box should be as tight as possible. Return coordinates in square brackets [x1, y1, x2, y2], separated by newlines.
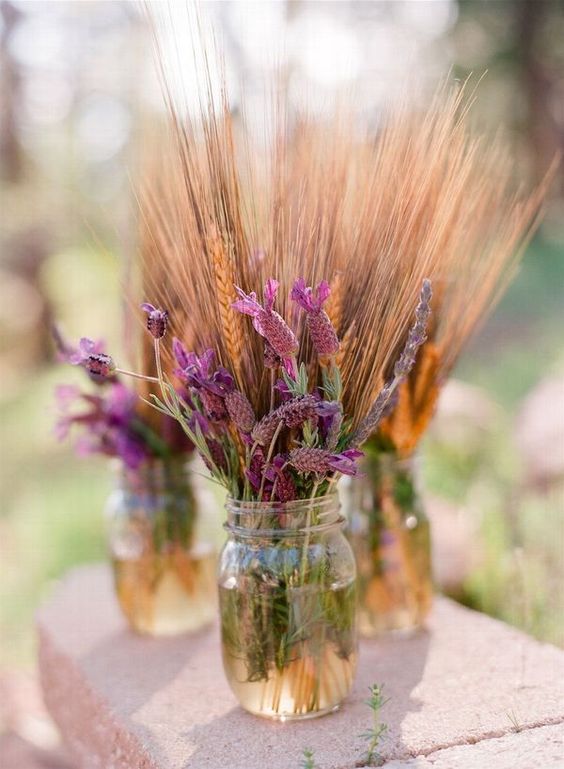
[224, 491, 343, 538]
[225, 490, 339, 514]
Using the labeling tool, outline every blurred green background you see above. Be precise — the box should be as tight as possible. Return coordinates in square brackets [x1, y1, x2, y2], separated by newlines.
[1, 0, 563, 677]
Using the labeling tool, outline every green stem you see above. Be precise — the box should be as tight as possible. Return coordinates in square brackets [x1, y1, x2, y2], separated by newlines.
[115, 368, 160, 383]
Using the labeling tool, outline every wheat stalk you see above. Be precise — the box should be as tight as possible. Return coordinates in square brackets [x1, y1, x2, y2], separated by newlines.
[127, 23, 553, 449]
[209, 227, 244, 383]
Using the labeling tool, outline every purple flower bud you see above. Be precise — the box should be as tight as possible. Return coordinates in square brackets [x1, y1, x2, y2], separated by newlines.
[289, 446, 362, 477]
[205, 439, 228, 474]
[251, 410, 283, 447]
[288, 447, 331, 475]
[173, 337, 191, 369]
[306, 311, 340, 356]
[393, 279, 432, 379]
[64, 337, 114, 382]
[199, 389, 228, 422]
[275, 470, 297, 502]
[141, 303, 169, 339]
[249, 395, 319, 446]
[225, 390, 256, 434]
[245, 447, 266, 492]
[279, 394, 319, 429]
[274, 378, 293, 403]
[232, 281, 299, 362]
[266, 455, 297, 502]
[291, 279, 339, 356]
[85, 353, 116, 380]
[350, 279, 433, 447]
[327, 448, 363, 476]
[189, 411, 211, 436]
[321, 402, 343, 452]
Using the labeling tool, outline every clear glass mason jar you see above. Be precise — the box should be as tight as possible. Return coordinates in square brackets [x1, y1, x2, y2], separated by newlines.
[218, 493, 358, 721]
[345, 452, 432, 637]
[106, 457, 216, 636]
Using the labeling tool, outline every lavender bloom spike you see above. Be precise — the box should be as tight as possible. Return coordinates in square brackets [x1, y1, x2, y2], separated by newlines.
[245, 446, 266, 493]
[232, 280, 299, 365]
[199, 389, 228, 422]
[325, 404, 343, 452]
[251, 410, 283, 447]
[205, 439, 228, 474]
[172, 337, 191, 369]
[225, 390, 256, 434]
[280, 395, 319, 429]
[67, 338, 116, 381]
[288, 447, 362, 477]
[350, 383, 394, 448]
[291, 278, 339, 356]
[393, 279, 432, 379]
[250, 395, 319, 446]
[350, 279, 432, 447]
[141, 303, 169, 339]
[266, 455, 297, 502]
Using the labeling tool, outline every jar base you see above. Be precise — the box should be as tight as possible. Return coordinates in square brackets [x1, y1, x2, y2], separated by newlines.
[241, 703, 341, 722]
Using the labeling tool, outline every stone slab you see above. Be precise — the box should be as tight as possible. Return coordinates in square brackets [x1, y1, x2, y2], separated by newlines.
[37, 565, 564, 769]
[380, 723, 564, 769]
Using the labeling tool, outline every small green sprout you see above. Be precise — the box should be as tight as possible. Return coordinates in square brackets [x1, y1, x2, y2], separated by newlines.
[301, 747, 316, 769]
[359, 683, 389, 766]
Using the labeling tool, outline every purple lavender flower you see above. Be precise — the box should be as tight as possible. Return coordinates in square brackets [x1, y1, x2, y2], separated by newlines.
[274, 378, 293, 403]
[189, 410, 211, 436]
[173, 344, 234, 422]
[350, 279, 433, 447]
[265, 455, 296, 502]
[288, 446, 362, 477]
[250, 395, 319, 446]
[279, 395, 319, 429]
[245, 447, 266, 493]
[251, 409, 283, 447]
[225, 390, 256, 434]
[55, 381, 150, 469]
[68, 338, 116, 381]
[53, 384, 79, 440]
[205, 439, 228, 474]
[172, 337, 191, 369]
[232, 280, 299, 369]
[199, 390, 227, 422]
[317, 400, 343, 452]
[327, 448, 363, 476]
[141, 303, 169, 339]
[174, 345, 234, 396]
[393, 279, 432, 379]
[291, 278, 339, 357]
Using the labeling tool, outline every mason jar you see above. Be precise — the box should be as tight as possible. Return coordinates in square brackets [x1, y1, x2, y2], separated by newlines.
[106, 457, 216, 636]
[218, 493, 357, 720]
[345, 452, 432, 636]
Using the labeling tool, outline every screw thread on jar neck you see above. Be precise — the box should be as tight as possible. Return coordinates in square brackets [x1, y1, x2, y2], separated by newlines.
[225, 492, 342, 537]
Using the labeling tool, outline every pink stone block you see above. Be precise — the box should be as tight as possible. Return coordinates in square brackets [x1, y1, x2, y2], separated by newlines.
[37, 565, 564, 769]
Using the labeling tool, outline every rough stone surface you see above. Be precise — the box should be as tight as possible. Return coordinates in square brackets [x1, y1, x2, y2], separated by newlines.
[379, 724, 564, 769]
[37, 565, 564, 769]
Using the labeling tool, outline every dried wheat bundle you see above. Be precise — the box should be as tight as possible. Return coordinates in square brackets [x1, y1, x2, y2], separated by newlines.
[373, 105, 555, 456]
[126, 18, 552, 467]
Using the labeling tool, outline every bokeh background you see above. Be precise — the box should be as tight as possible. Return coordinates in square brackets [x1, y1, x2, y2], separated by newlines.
[1, 1, 563, 765]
